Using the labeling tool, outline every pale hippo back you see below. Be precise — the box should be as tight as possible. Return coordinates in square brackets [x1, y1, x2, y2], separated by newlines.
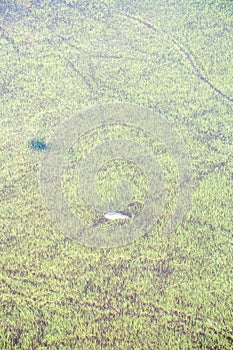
[104, 212, 131, 220]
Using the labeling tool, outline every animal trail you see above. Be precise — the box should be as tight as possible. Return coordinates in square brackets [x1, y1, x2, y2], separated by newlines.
[122, 13, 233, 103]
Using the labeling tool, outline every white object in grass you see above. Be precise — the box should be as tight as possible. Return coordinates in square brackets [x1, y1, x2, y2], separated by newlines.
[104, 212, 130, 220]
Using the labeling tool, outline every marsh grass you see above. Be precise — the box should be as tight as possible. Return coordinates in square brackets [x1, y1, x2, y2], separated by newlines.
[0, 0, 233, 349]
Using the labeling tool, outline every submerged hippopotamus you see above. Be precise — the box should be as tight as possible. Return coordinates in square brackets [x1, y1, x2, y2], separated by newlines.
[104, 212, 131, 220]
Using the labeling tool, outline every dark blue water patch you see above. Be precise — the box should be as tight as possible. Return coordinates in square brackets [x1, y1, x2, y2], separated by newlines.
[28, 138, 48, 151]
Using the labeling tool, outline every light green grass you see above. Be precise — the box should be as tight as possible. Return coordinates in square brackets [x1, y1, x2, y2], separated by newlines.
[0, 0, 233, 349]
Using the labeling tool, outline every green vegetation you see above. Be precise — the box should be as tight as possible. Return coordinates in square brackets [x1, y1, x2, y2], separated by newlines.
[0, 0, 232, 349]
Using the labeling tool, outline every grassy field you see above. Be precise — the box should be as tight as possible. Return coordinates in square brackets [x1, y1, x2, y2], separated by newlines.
[0, 0, 233, 349]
